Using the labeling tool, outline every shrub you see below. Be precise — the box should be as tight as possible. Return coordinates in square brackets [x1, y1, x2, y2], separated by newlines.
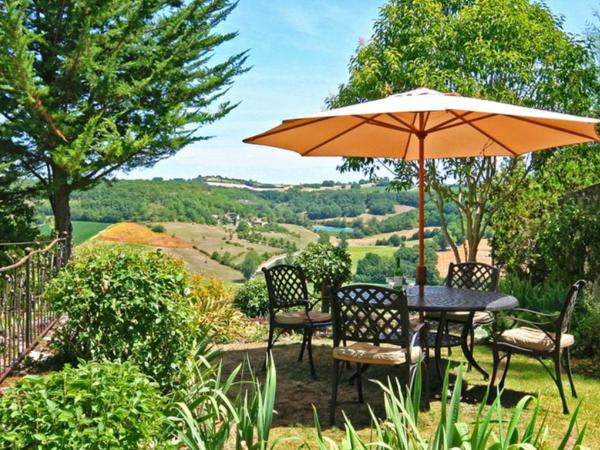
[190, 275, 251, 342]
[234, 276, 269, 317]
[151, 224, 166, 233]
[0, 361, 173, 449]
[297, 242, 352, 312]
[45, 246, 198, 391]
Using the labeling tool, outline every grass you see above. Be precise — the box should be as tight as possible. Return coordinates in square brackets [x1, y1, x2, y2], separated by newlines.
[38, 221, 112, 246]
[347, 245, 398, 272]
[219, 338, 600, 449]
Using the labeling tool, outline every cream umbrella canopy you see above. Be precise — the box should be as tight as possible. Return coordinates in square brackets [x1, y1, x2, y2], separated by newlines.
[244, 87, 600, 289]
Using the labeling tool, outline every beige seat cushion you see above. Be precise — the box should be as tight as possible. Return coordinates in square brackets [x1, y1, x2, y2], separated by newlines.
[426, 311, 493, 323]
[274, 310, 331, 325]
[499, 327, 574, 352]
[332, 342, 422, 366]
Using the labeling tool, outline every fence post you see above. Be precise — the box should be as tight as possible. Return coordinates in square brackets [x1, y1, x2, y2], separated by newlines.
[24, 247, 32, 347]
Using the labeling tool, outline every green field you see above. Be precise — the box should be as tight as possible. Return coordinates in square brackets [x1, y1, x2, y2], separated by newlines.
[348, 245, 397, 272]
[39, 221, 112, 246]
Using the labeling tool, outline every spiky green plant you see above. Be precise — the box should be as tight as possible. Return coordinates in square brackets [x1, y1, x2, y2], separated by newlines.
[312, 365, 588, 450]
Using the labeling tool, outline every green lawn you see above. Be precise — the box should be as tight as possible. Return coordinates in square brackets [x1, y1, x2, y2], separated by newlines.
[39, 221, 112, 246]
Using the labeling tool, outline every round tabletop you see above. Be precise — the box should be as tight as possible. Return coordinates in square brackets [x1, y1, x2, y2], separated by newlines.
[405, 285, 518, 312]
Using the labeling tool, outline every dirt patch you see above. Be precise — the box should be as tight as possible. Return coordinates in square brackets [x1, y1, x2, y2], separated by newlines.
[98, 222, 190, 248]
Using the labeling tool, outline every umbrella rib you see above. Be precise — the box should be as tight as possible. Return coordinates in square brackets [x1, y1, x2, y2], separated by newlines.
[449, 110, 517, 156]
[430, 113, 497, 133]
[504, 115, 600, 142]
[242, 116, 334, 143]
[353, 115, 414, 133]
[387, 113, 420, 133]
[426, 112, 474, 133]
[301, 115, 381, 156]
[401, 114, 418, 159]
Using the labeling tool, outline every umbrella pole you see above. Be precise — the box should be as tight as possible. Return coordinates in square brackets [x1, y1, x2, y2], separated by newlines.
[417, 133, 426, 322]
[417, 134, 426, 288]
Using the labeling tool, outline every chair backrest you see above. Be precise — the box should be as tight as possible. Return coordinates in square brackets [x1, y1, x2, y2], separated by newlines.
[332, 284, 410, 347]
[446, 262, 499, 292]
[262, 265, 309, 313]
[557, 280, 587, 336]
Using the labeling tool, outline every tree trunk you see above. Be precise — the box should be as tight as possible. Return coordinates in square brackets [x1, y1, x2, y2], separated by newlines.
[50, 183, 73, 259]
[320, 282, 333, 313]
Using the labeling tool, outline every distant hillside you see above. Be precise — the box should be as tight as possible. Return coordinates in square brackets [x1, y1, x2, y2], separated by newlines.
[36, 176, 461, 237]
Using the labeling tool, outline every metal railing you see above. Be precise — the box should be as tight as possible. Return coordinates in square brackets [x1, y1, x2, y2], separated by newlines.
[0, 237, 68, 383]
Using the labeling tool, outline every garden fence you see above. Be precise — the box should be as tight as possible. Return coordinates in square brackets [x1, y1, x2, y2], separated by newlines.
[0, 237, 68, 383]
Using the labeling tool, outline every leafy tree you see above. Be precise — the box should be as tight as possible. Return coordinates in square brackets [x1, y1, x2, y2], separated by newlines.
[355, 253, 395, 283]
[240, 250, 261, 280]
[297, 243, 352, 312]
[333, 0, 598, 262]
[0, 0, 247, 254]
[317, 231, 331, 245]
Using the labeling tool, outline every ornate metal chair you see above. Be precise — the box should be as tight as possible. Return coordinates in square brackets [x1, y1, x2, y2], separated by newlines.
[329, 284, 425, 425]
[262, 265, 331, 378]
[489, 280, 586, 414]
[426, 262, 499, 379]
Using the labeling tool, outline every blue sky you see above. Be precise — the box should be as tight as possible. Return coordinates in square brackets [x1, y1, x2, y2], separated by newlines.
[125, 0, 598, 184]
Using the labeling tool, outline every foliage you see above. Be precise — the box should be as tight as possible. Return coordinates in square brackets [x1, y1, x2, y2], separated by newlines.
[0, 0, 247, 245]
[355, 241, 440, 284]
[499, 274, 600, 361]
[316, 365, 587, 450]
[355, 252, 395, 284]
[241, 250, 261, 280]
[0, 162, 38, 250]
[234, 276, 270, 317]
[190, 275, 251, 343]
[152, 224, 166, 233]
[174, 356, 277, 450]
[298, 243, 352, 290]
[333, 0, 598, 262]
[0, 361, 173, 449]
[45, 246, 198, 391]
[492, 148, 600, 282]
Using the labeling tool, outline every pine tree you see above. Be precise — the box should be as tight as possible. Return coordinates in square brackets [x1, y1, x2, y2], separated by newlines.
[0, 0, 247, 254]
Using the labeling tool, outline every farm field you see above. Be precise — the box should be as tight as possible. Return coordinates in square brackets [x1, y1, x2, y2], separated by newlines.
[159, 222, 282, 265]
[161, 247, 243, 283]
[97, 222, 189, 247]
[347, 245, 397, 272]
[39, 220, 112, 246]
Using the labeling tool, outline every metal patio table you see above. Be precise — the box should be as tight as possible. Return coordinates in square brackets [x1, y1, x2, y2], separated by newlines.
[405, 285, 518, 382]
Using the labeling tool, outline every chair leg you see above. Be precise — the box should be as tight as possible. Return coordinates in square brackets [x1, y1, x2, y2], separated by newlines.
[298, 328, 308, 362]
[307, 328, 317, 379]
[563, 349, 577, 398]
[356, 363, 364, 403]
[460, 322, 488, 380]
[498, 353, 511, 391]
[445, 320, 452, 356]
[554, 353, 569, 415]
[264, 325, 275, 371]
[330, 358, 340, 426]
[488, 345, 501, 402]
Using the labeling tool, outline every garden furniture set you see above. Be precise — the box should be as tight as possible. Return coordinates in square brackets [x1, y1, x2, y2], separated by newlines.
[262, 263, 586, 422]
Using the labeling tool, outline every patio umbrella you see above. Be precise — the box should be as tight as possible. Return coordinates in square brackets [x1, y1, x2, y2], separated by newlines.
[243, 87, 599, 295]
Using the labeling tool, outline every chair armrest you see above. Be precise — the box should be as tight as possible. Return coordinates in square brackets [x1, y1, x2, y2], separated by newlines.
[506, 316, 555, 327]
[512, 308, 560, 319]
[307, 294, 322, 310]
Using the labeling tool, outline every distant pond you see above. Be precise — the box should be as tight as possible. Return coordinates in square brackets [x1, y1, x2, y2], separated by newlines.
[312, 225, 354, 234]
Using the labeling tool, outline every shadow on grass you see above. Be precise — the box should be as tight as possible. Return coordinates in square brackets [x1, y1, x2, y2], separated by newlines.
[218, 339, 532, 429]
